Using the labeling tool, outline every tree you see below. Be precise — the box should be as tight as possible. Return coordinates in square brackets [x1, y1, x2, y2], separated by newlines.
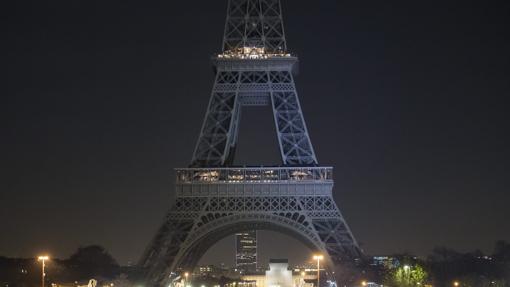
[112, 274, 134, 287]
[384, 264, 428, 287]
[330, 260, 368, 287]
[493, 241, 510, 285]
[493, 241, 510, 263]
[67, 245, 119, 280]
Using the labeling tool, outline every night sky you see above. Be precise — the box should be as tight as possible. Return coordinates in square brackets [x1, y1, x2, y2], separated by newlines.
[3, 0, 510, 267]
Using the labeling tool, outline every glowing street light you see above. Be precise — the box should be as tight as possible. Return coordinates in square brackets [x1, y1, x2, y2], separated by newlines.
[185, 272, 189, 284]
[37, 256, 50, 287]
[402, 265, 412, 285]
[453, 281, 460, 287]
[313, 255, 323, 287]
[361, 281, 367, 286]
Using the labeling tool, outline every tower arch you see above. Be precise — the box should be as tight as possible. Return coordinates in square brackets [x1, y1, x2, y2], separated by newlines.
[140, 168, 361, 286]
[174, 215, 324, 271]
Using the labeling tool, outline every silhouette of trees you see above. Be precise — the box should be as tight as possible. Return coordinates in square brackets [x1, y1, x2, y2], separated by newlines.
[493, 240, 510, 285]
[426, 241, 510, 287]
[66, 245, 120, 281]
[2, 242, 509, 287]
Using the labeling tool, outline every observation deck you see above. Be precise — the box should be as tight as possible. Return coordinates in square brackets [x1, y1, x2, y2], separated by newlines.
[212, 46, 299, 73]
[175, 167, 334, 197]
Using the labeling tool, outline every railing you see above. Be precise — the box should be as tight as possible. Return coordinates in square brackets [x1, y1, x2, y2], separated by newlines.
[175, 167, 333, 184]
[217, 47, 292, 60]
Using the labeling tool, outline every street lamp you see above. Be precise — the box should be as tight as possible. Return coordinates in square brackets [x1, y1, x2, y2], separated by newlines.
[361, 281, 367, 286]
[184, 272, 189, 286]
[453, 281, 460, 287]
[37, 256, 49, 287]
[403, 265, 411, 285]
[313, 255, 323, 287]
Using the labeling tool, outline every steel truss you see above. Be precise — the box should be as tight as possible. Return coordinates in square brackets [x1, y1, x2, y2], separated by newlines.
[191, 57, 317, 167]
[140, 168, 360, 286]
[140, 1, 361, 286]
[223, 0, 287, 54]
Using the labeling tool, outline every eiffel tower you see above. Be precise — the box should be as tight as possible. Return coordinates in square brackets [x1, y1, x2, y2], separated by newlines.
[139, 0, 361, 285]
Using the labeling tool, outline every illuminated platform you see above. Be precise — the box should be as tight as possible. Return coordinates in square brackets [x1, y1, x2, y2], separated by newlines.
[176, 167, 333, 183]
[175, 167, 334, 197]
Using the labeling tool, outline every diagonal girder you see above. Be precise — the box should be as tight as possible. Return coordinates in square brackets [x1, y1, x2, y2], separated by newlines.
[191, 67, 318, 167]
[141, 2, 362, 286]
[223, 0, 287, 54]
[139, 173, 362, 287]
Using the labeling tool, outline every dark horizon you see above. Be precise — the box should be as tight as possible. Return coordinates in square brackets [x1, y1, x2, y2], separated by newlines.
[3, 0, 510, 266]
[1, 236, 507, 267]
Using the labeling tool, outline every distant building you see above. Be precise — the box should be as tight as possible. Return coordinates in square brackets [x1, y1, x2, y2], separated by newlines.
[236, 231, 257, 272]
[292, 263, 321, 273]
[195, 264, 227, 277]
[370, 256, 399, 269]
[266, 259, 293, 287]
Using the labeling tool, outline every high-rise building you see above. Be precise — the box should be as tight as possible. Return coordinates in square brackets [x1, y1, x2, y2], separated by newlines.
[236, 231, 257, 272]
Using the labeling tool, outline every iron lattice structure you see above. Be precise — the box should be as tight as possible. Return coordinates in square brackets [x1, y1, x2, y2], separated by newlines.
[139, 1, 361, 286]
[223, 0, 287, 54]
